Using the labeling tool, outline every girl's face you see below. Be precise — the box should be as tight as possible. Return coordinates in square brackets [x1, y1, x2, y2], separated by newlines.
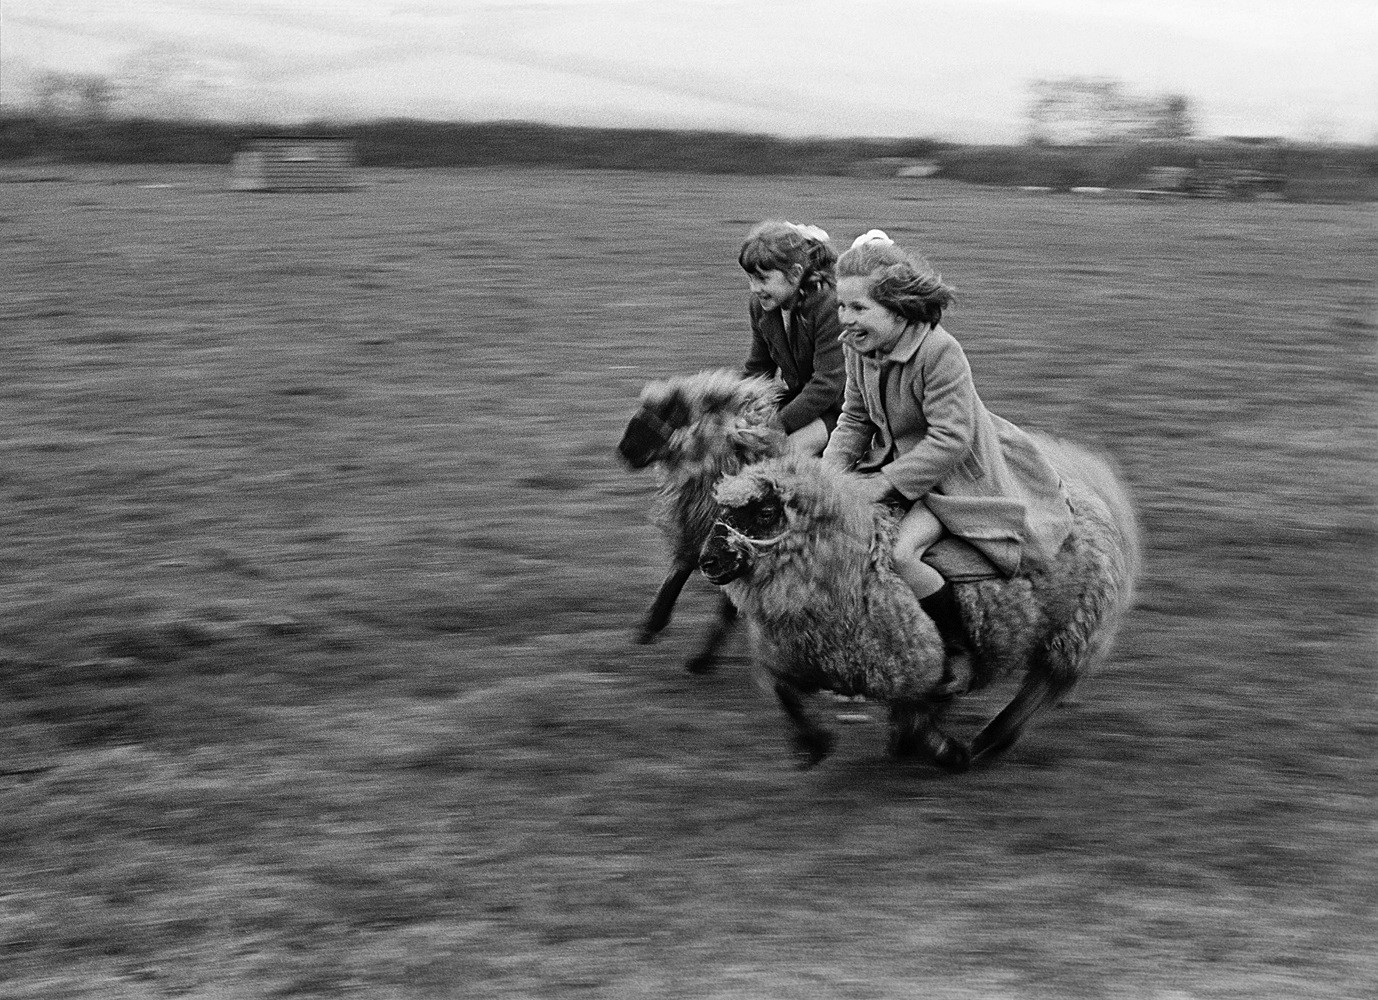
[837, 276, 908, 354]
[747, 265, 803, 311]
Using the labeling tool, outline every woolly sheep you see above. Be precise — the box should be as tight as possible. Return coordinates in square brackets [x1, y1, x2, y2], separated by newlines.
[701, 447, 1141, 771]
[617, 369, 785, 673]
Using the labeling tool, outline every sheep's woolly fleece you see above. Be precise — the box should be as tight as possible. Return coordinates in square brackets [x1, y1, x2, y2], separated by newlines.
[715, 456, 948, 702]
[639, 370, 784, 562]
[639, 369, 781, 480]
[712, 440, 1141, 706]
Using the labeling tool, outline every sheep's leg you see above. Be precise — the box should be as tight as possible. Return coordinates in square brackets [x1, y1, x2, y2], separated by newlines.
[774, 679, 836, 769]
[971, 613, 1088, 764]
[970, 665, 1075, 765]
[888, 702, 970, 773]
[969, 677, 1053, 764]
[636, 560, 694, 644]
[684, 593, 737, 675]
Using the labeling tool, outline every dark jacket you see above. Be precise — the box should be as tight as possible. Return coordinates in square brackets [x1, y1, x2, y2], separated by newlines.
[743, 285, 845, 434]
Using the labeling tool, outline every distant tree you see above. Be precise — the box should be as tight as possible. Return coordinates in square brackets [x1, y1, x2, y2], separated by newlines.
[1028, 77, 1114, 145]
[1027, 77, 1196, 145]
[31, 71, 116, 120]
[1154, 93, 1196, 140]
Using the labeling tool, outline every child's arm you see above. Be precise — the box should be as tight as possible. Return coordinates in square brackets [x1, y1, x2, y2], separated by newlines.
[776, 297, 845, 434]
[880, 331, 979, 499]
[821, 351, 875, 471]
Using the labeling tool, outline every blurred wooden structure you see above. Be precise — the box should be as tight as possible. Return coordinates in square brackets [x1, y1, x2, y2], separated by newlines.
[229, 137, 356, 192]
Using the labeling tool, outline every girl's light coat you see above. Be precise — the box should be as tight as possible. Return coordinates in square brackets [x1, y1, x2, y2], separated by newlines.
[822, 323, 1072, 576]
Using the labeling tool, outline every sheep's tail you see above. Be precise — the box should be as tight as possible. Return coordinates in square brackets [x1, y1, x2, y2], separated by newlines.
[972, 435, 1142, 764]
[1034, 434, 1143, 687]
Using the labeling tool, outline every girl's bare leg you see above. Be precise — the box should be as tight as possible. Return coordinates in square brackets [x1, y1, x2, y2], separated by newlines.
[785, 418, 829, 458]
[893, 501, 945, 599]
[896, 501, 973, 695]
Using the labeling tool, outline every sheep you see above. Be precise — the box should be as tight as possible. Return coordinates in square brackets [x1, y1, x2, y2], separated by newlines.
[699, 446, 1141, 771]
[616, 369, 785, 673]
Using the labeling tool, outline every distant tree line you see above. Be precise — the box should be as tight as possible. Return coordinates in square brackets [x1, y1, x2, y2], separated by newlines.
[934, 140, 1375, 190]
[3, 68, 1373, 199]
[0, 113, 950, 172]
[350, 120, 952, 174]
[1, 113, 1373, 200]
[1028, 77, 1195, 145]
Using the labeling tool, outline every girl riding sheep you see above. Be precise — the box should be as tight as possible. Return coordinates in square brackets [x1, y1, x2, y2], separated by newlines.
[822, 230, 1075, 671]
[737, 220, 846, 457]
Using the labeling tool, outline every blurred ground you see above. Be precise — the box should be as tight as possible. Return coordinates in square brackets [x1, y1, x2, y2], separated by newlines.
[0, 165, 1374, 998]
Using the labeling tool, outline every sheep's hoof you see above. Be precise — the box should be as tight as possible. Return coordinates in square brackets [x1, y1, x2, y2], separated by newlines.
[932, 737, 971, 774]
[633, 623, 659, 645]
[888, 721, 970, 773]
[971, 725, 1022, 766]
[683, 652, 717, 675]
[791, 731, 835, 769]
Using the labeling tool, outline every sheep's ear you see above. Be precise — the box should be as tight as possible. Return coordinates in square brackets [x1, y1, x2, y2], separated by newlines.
[654, 388, 691, 429]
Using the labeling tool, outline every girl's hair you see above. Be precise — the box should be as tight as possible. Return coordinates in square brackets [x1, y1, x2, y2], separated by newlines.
[837, 238, 956, 326]
[738, 220, 838, 296]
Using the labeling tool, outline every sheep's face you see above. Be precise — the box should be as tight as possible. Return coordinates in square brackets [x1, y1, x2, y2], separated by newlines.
[618, 387, 692, 469]
[699, 483, 787, 585]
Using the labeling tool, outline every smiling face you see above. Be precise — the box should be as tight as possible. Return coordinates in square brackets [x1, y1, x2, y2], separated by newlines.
[747, 265, 804, 312]
[837, 275, 909, 355]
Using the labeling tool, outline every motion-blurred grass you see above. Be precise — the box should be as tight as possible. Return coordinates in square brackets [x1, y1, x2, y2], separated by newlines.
[1, 165, 1374, 998]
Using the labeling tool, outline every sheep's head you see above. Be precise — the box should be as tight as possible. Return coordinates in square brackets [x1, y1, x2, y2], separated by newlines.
[617, 370, 782, 472]
[699, 479, 786, 584]
[699, 457, 843, 585]
[617, 382, 692, 469]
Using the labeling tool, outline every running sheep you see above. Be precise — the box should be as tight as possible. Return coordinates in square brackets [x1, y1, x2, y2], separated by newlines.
[617, 369, 785, 673]
[700, 448, 1140, 771]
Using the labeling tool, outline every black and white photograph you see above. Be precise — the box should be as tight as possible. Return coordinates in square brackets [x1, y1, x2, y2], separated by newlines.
[2, 2, 1374, 997]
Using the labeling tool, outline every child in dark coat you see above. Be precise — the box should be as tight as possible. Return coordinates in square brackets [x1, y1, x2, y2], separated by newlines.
[738, 221, 846, 456]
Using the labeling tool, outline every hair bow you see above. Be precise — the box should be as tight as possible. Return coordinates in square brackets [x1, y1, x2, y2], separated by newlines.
[851, 229, 894, 249]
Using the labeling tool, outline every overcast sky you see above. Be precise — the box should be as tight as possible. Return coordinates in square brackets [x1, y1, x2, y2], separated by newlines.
[3, 0, 1375, 142]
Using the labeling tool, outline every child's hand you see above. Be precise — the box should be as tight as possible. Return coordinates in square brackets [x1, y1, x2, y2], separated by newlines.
[853, 473, 899, 505]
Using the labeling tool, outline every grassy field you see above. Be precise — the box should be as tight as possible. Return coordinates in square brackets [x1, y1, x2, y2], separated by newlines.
[1, 165, 1374, 999]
